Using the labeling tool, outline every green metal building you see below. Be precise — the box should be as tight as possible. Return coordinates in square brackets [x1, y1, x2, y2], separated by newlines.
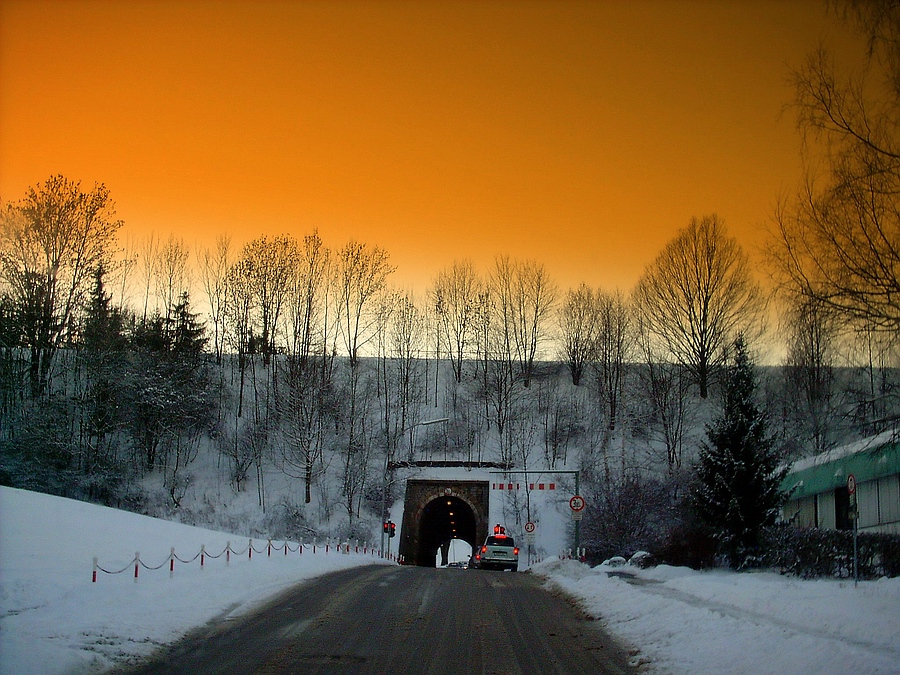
[781, 431, 900, 534]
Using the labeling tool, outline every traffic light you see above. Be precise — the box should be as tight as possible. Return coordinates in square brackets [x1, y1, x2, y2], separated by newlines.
[389, 522, 396, 538]
[493, 523, 505, 535]
[382, 521, 390, 534]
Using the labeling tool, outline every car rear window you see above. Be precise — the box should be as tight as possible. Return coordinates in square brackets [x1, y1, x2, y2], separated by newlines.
[486, 535, 515, 547]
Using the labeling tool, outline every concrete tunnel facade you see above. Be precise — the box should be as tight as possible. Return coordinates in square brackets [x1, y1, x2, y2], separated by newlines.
[398, 479, 490, 567]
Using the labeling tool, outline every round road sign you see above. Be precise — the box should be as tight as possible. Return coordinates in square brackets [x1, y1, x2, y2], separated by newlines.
[569, 495, 586, 512]
[847, 474, 856, 495]
[524, 522, 536, 533]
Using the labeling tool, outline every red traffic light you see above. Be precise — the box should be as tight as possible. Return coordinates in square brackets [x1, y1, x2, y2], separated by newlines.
[389, 522, 396, 537]
[493, 523, 505, 535]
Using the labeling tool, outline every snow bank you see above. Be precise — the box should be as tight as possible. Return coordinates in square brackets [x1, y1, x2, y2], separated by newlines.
[534, 558, 900, 674]
[0, 487, 390, 674]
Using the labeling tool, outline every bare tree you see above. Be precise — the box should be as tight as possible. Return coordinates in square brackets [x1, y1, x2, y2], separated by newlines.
[110, 233, 138, 312]
[332, 241, 393, 523]
[537, 378, 582, 468]
[0, 175, 122, 398]
[286, 232, 329, 369]
[388, 292, 425, 452]
[154, 234, 190, 325]
[277, 232, 332, 505]
[634, 215, 762, 398]
[845, 321, 899, 436]
[770, 2, 900, 334]
[593, 289, 633, 431]
[198, 235, 231, 364]
[223, 258, 254, 418]
[558, 283, 600, 386]
[431, 259, 480, 383]
[138, 233, 158, 322]
[490, 256, 558, 388]
[239, 235, 299, 365]
[635, 309, 690, 472]
[781, 296, 840, 455]
[335, 241, 395, 367]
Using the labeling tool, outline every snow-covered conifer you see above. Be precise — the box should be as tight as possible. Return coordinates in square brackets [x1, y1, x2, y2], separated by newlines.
[691, 335, 789, 568]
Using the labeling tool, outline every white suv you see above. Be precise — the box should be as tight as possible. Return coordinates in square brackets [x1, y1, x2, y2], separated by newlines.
[474, 530, 519, 571]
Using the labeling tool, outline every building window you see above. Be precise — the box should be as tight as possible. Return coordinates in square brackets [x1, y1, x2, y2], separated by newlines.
[879, 475, 900, 525]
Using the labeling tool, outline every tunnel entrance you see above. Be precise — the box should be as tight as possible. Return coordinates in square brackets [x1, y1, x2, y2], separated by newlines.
[399, 480, 489, 567]
[421, 496, 476, 566]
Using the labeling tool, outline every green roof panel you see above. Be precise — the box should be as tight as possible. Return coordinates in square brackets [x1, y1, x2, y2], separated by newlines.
[782, 438, 900, 500]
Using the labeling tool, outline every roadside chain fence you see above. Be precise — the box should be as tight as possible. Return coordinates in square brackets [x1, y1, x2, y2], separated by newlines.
[93, 539, 397, 582]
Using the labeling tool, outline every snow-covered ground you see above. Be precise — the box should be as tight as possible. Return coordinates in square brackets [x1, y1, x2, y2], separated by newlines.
[0, 486, 392, 674]
[533, 557, 900, 674]
[2, 486, 899, 674]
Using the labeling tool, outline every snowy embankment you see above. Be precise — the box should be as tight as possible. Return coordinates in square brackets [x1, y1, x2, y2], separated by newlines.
[534, 557, 900, 674]
[0, 486, 392, 674]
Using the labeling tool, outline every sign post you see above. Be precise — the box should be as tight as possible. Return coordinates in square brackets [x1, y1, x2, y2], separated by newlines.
[569, 495, 586, 558]
[848, 474, 858, 585]
[524, 522, 536, 565]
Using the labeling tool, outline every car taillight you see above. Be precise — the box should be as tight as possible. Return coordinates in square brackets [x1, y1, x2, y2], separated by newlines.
[481, 546, 487, 554]
[513, 547, 519, 555]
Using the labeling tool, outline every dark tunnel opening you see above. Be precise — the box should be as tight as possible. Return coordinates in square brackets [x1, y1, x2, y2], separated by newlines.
[418, 496, 477, 567]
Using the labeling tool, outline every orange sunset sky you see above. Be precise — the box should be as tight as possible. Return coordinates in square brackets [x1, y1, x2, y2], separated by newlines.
[0, 0, 865, 295]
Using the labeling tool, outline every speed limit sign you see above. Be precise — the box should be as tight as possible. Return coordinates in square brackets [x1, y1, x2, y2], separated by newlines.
[569, 495, 586, 512]
[847, 474, 856, 495]
[524, 522, 536, 533]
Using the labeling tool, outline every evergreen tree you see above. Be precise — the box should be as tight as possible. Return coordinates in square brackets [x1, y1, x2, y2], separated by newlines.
[0, 294, 23, 424]
[691, 335, 789, 568]
[169, 291, 208, 363]
[122, 291, 215, 481]
[82, 265, 126, 358]
[80, 265, 127, 478]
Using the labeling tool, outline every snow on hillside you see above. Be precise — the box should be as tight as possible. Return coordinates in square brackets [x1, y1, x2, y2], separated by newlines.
[0, 487, 391, 674]
[534, 558, 900, 674]
[2, 486, 899, 674]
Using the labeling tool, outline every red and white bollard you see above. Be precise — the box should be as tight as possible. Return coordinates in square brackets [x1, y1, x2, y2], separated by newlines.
[201, 544, 206, 569]
[134, 552, 140, 582]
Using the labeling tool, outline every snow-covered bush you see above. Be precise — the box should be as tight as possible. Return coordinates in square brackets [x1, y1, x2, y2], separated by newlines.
[629, 550, 655, 568]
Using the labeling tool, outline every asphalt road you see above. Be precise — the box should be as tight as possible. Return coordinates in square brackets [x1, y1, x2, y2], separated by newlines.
[119, 564, 637, 675]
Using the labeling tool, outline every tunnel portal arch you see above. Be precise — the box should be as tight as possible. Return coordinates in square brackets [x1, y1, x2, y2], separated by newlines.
[399, 480, 489, 567]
